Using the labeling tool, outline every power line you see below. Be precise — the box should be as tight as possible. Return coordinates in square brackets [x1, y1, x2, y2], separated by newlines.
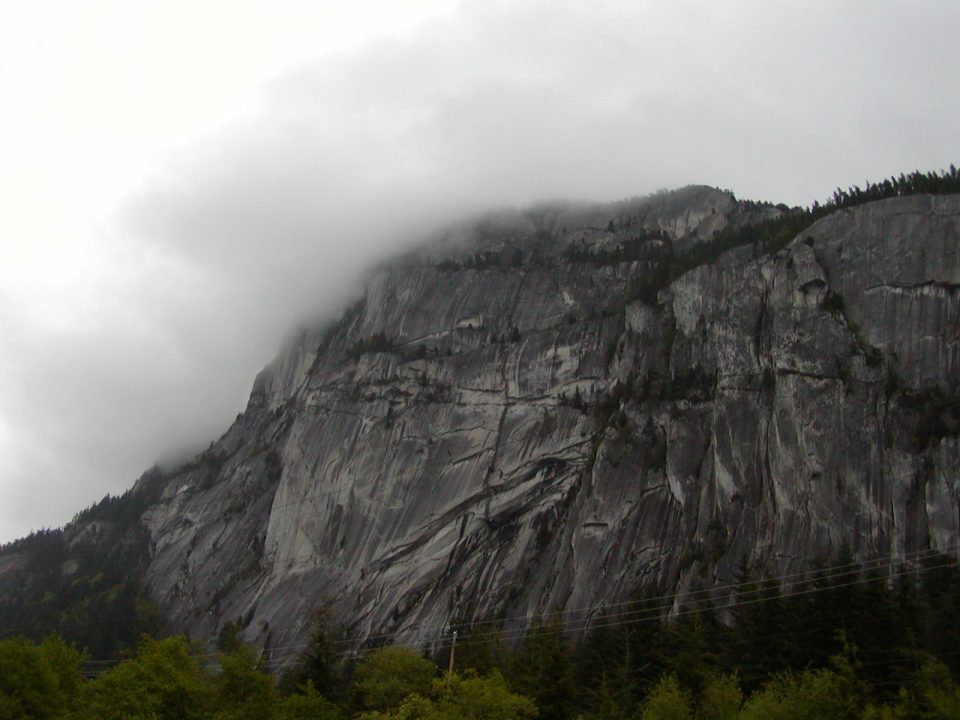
[253, 543, 959, 660]
[75, 546, 960, 672]
[438, 544, 959, 633]
[14, 546, 960, 676]
[247, 552, 960, 672]
[78, 553, 960, 679]
[266, 543, 960, 658]
[384, 555, 960, 653]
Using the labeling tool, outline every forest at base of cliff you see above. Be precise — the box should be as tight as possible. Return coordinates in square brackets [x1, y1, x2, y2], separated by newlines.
[3, 553, 960, 720]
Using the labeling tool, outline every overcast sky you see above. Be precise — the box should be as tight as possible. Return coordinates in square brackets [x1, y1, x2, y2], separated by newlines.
[1, 0, 958, 543]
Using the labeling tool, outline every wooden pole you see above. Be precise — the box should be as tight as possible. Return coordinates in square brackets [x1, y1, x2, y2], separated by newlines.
[448, 629, 458, 675]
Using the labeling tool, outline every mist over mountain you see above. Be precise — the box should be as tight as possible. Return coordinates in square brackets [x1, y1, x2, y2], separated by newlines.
[4, 1, 959, 545]
[2, 172, 959, 677]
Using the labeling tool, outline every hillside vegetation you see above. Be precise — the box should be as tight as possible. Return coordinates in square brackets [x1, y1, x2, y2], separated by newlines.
[2, 552, 960, 719]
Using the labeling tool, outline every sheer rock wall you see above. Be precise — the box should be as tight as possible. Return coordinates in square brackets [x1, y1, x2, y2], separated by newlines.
[108, 191, 960, 654]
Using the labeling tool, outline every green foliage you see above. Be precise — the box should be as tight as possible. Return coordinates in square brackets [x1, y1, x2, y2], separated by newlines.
[868, 659, 960, 720]
[496, 325, 522, 344]
[436, 250, 509, 272]
[277, 680, 346, 720]
[822, 166, 960, 209]
[557, 386, 588, 412]
[737, 665, 860, 720]
[641, 367, 716, 403]
[915, 678, 960, 720]
[0, 633, 85, 719]
[654, 603, 727, 695]
[352, 646, 438, 713]
[452, 626, 510, 678]
[358, 671, 538, 720]
[563, 228, 670, 266]
[822, 290, 846, 313]
[563, 166, 960, 317]
[0, 468, 169, 660]
[278, 611, 345, 699]
[901, 387, 960, 450]
[70, 465, 169, 528]
[348, 332, 396, 359]
[4, 565, 960, 720]
[39, 633, 86, 713]
[571, 611, 636, 719]
[510, 617, 574, 720]
[432, 671, 538, 720]
[638, 674, 694, 720]
[0, 636, 65, 719]
[697, 674, 741, 720]
[590, 374, 637, 435]
[81, 635, 213, 720]
[217, 619, 244, 654]
[726, 575, 807, 687]
[912, 556, 960, 676]
[213, 645, 277, 720]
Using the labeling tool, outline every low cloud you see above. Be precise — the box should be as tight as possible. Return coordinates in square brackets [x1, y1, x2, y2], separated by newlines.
[2, 0, 958, 541]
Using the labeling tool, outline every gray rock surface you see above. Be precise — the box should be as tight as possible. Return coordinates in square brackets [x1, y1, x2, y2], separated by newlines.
[41, 190, 960, 660]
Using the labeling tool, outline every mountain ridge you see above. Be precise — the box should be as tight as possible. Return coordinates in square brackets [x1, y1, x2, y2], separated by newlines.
[2, 176, 959, 664]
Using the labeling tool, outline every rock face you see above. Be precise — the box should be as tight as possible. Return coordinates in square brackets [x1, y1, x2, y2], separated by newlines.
[36, 189, 960, 659]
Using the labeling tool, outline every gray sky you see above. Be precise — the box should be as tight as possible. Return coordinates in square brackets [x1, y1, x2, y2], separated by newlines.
[1, 0, 958, 543]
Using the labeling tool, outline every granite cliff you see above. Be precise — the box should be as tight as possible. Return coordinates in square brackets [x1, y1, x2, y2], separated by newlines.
[3, 186, 959, 662]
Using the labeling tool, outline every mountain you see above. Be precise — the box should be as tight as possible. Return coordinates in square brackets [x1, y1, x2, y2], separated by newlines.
[2, 178, 959, 664]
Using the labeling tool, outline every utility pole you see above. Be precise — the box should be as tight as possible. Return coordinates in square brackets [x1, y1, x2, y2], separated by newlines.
[447, 629, 458, 675]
